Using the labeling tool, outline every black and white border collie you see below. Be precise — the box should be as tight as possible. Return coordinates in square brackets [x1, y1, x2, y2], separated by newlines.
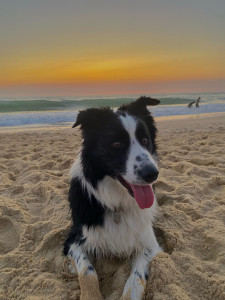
[63, 97, 162, 300]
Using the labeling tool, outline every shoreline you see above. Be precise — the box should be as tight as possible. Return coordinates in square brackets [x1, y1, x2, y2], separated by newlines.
[1, 111, 225, 133]
[0, 102, 224, 115]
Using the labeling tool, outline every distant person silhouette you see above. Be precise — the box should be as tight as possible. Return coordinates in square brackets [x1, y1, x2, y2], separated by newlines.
[196, 97, 201, 108]
[188, 101, 195, 108]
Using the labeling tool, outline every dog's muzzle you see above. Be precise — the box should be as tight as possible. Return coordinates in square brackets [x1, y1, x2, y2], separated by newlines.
[137, 165, 159, 184]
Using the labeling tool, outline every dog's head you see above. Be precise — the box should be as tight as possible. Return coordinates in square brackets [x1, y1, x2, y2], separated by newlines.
[73, 96, 160, 209]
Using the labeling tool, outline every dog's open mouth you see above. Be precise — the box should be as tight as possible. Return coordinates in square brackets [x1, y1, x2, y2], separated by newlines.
[118, 176, 154, 209]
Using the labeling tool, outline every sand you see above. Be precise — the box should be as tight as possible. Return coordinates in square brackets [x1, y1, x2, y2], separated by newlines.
[0, 114, 225, 300]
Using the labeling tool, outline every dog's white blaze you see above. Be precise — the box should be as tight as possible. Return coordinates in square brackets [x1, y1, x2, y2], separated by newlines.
[119, 113, 158, 184]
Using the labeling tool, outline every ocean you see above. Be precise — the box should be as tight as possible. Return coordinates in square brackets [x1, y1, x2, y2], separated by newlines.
[0, 93, 225, 127]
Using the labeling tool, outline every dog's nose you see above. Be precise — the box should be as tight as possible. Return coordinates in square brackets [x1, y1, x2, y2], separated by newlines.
[138, 165, 159, 183]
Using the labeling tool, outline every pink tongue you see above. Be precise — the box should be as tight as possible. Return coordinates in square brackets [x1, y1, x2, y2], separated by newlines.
[130, 184, 154, 209]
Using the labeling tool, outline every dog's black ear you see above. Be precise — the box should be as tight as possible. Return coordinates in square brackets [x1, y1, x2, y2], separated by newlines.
[72, 110, 85, 128]
[72, 107, 115, 131]
[133, 96, 160, 107]
[72, 117, 81, 128]
[118, 96, 160, 115]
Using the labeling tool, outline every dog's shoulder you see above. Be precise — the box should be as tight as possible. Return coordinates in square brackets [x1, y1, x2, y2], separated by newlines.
[69, 177, 105, 228]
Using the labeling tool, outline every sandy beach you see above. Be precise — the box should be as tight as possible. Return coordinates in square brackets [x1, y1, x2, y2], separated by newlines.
[0, 114, 225, 300]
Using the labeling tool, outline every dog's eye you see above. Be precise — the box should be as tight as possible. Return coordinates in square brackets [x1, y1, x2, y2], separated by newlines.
[142, 138, 149, 146]
[112, 142, 121, 149]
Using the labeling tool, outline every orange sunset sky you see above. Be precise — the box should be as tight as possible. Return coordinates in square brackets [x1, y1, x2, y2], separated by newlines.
[0, 0, 225, 97]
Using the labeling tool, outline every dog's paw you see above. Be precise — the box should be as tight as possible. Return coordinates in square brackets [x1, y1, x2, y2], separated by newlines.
[121, 271, 146, 300]
[79, 273, 103, 300]
[148, 245, 164, 261]
[68, 262, 77, 274]
[63, 257, 77, 275]
[68, 257, 77, 275]
[153, 245, 164, 256]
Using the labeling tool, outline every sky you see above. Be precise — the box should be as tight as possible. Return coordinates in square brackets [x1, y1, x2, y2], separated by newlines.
[0, 0, 225, 97]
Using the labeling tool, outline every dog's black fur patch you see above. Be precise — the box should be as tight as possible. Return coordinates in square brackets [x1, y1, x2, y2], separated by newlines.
[75, 109, 131, 188]
[63, 178, 105, 255]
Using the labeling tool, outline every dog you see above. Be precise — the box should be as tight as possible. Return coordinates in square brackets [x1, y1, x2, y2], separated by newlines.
[63, 96, 162, 300]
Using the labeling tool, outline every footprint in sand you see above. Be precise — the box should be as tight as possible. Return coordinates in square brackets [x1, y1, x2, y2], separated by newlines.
[0, 218, 20, 254]
[25, 181, 50, 216]
[156, 192, 173, 206]
[154, 227, 181, 254]
[188, 157, 217, 166]
[0, 164, 6, 171]
[155, 180, 175, 192]
[11, 185, 24, 195]
[58, 159, 72, 170]
[3, 153, 16, 159]
[40, 161, 54, 170]
[34, 229, 66, 273]
[172, 162, 187, 174]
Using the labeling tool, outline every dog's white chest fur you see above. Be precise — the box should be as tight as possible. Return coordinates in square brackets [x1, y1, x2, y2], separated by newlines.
[82, 207, 156, 257]
[81, 175, 158, 257]
[71, 160, 158, 257]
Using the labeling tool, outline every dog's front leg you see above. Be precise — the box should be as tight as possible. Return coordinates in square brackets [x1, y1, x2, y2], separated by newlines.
[122, 226, 162, 300]
[68, 243, 103, 300]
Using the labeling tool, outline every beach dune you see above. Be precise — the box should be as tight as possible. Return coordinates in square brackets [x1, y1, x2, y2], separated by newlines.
[0, 115, 225, 300]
